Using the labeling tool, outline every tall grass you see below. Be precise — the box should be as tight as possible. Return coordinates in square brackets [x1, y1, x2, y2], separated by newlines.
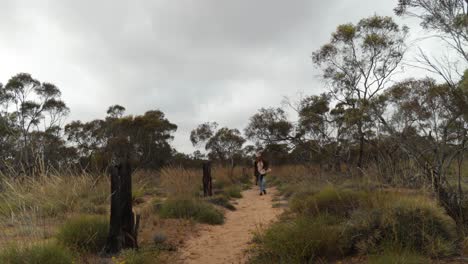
[0, 242, 74, 264]
[0, 172, 110, 247]
[0, 169, 156, 248]
[160, 166, 200, 199]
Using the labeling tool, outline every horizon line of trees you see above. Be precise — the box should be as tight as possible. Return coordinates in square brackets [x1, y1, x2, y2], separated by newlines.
[0, 73, 185, 175]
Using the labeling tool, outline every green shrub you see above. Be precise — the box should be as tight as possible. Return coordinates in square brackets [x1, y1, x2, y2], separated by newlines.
[225, 185, 242, 198]
[0, 243, 74, 264]
[38, 201, 69, 218]
[213, 180, 226, 190]
[343, 193, 457, 257]
[368, 251, 429, 264]
[255, 215, 347, 263]
[132, 187, 146, 203]
[56, 215, 109, 253]
[159, 199, 224, 225]
[342, 209, 384, 254]
[206, 195, 236, 210]
[289, 188, 320, 212]
[291, 186, 368, 217]
[380, 195, 457, 256]
[120, 249, 159, 264]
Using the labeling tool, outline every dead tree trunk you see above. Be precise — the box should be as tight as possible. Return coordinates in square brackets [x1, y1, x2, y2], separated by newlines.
[203, 162, 213, 197]
[103, 159, 138, 255]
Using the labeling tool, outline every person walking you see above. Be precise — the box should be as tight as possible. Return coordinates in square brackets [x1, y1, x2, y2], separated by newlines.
[254, 152, 270, 196]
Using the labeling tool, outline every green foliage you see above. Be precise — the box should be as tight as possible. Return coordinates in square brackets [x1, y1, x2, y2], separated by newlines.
[206, 195, 236, 211]
[244, 107, 294, 144]
[159, 198, 224, 225]
[380, 195, 457, 256]
[333, 23, 356, 41]
[342, 192, 457, 256]
[253, 215, 346, 263]
[56, 215, 108, 253]
[368, 250, 429, 264]
[225, 185, 242, 199]
[290, 185, 368, 217]
[205, 127, 246, 161]
[120, 249, 159, 264]
[190, 122, 218, 147]
[0, 243, 74, 264]
[255, 178, 458, 262]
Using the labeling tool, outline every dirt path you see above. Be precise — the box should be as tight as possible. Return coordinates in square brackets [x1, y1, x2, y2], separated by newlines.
[178, 188, 283, 264]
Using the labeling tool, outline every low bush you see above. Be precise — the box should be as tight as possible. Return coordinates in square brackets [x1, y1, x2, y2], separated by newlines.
[254, 215, 347, 263]
[290, 185, 369, 217]
[288, 188, 320, 212]
[368, 250, 429, 264]
[343, 193, 457, 257]
[159, 199, 224, 225]
[56, 215, 108, 253]
[380, 195, 457, 256]
[225, 185, 243, 199]
[119, 249, 159, 264]
[206, 195, 236, 210]
[254, 178, 458, 262]
[0, 243, 74, 264]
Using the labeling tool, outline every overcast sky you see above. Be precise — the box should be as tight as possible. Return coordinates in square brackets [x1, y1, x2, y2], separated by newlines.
[0, 0, 444, 153]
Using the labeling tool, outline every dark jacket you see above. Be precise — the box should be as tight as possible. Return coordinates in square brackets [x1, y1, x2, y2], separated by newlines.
[254, 159, 269, 177]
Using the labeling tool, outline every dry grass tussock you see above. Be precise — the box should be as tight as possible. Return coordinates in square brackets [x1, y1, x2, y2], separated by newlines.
[160, 166, 200, 199]
[0, 169, 157, 248]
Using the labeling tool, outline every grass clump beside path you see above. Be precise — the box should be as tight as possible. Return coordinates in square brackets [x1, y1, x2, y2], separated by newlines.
[0, 242, 74, 264]
[205, 195, 236, 211]
[251, 215, 346, 263]
[251, 177, 458, 263]
[56, 215, 108, 253]
[118, 248, 160, 264]
[159, 198, 224, 225]
[367, 249, 429, 264]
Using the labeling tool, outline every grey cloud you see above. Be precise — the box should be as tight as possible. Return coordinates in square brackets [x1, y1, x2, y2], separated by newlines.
[0, 0, 435, 153]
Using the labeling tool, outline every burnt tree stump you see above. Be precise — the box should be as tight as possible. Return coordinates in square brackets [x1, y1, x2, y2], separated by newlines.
[103, 160, 139, 255]
[202, 162, 213, 197]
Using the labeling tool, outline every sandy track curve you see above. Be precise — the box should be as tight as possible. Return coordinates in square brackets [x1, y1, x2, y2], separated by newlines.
[178, 188, 283, 264]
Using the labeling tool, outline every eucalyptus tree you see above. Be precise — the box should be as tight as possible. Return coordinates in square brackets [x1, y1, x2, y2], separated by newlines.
[312, 15, 408, 168]
[191, 123, 245, 175]
[2, 73, 69, 174]
[66, 108, 177, 171]
[395, 0, 468, 85]
[244, 108, 295, 146]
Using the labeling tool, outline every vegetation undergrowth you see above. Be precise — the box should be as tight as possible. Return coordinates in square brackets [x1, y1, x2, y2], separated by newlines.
[0, 242, 74, 264]
[56, 215, 109, 253]
[159, 198, 224, 225]
[250, 165, 460, 263]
